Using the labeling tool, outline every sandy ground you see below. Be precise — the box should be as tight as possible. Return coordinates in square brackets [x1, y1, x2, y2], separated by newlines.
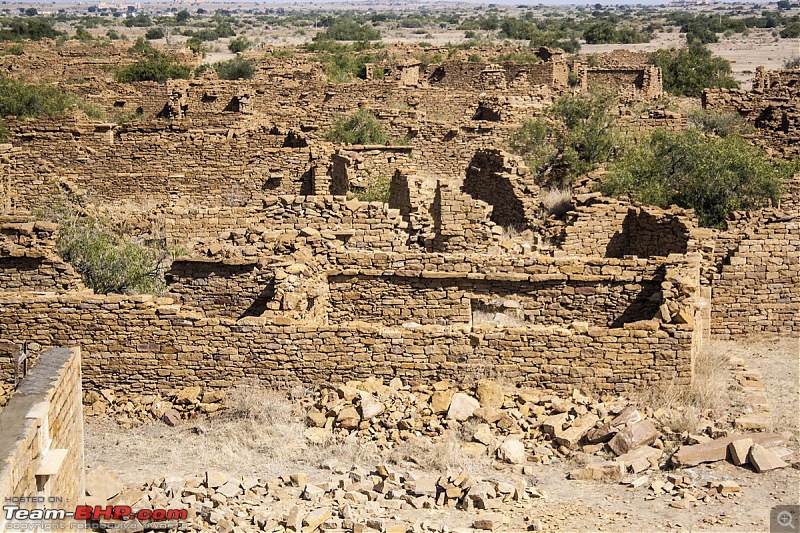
[85, 336, 800, 531]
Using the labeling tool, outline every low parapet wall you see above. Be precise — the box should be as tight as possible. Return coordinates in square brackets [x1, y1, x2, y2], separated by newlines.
[0, 347, 84, 529]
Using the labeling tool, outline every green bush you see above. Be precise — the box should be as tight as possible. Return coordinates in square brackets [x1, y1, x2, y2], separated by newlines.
[352, 174, 391, 203]
[688, 108, 750, 137]
[123, 14, 152, 28]
[56, 216, 172, 295]
[314, 17, 381, 42]
[0, 17, 61, 41]
[600, 129, 793, 228]
[228, 35, 251, 53]
[213, 57, 255, 80]
[0, 44, 25, 55]
[115, 40, 191, 82]
[780, 23, 800, 39]
[145, 27, 165, 40]
[651, 45, 738, 97]
[326, 109, 388, 145]
[0, 76, 102, 125]
[511, 92, 618, 188]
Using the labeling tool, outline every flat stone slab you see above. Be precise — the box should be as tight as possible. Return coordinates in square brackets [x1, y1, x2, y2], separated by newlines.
[671, 433, 787, 467]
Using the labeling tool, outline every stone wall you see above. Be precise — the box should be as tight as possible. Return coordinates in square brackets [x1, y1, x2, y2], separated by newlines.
[560, 197, 696, 258]
[462, 149, 539, 230]
[703, 68, 800, 156]
[711, 214, 799, 338]
[0, 293, 695, 395]
[6, 118, 314, 210]
[0, 347, 84, 530]
[327, 257, 666, 328]
[0, 220, 84, 293]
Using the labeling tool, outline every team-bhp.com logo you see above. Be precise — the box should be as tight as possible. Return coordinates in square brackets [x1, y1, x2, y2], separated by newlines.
[4, 504, 188, 522]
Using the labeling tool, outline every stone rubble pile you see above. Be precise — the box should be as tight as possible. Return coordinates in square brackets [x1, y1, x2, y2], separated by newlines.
[86, 461, 542, 533]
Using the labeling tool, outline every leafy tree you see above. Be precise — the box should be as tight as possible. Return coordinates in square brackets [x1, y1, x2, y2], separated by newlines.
[24, 8, 38, 17]
[650, 45, 738, 97]
[510, 92, 618, 187]
[326, 109, 388, 145]
[175, 10, 190, 23]
[600, 129, 793, 228]
[228, 35, 251, 53]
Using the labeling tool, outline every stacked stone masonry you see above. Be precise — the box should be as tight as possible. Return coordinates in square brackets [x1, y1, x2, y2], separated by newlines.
[0, 347, 84, 530]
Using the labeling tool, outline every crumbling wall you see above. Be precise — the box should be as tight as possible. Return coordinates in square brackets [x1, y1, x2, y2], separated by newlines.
[462, 149, 539, 230]
[0, 347, 84, 530]
[330, 147, 413, 192]
[157, 196, 411, 254]
[711, 214, 799, 338]
[431, 180, 501, 253]
[560, 197, 696, 258]
[0, 220, 83, 292]
[703, 68, 800, 156]
[7, 118, 314, 210]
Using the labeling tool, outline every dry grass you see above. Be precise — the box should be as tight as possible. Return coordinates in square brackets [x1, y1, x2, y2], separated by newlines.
[635, 342, 733, 434]
[541, 187, 573, 218]
[387, 430, 491, 473]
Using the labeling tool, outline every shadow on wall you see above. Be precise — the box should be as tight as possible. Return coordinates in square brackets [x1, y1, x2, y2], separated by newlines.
[462, 152, 528, 230]
[606, 209, 689, 258]
[609, 265, 666, 328]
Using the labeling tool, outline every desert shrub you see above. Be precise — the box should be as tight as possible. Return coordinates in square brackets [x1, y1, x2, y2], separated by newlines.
[542, 187, 574, 217]
[56, 215, 173, 295]
[351, 174, 391, 203]
[314, 17, 381, 42]
[145, 27, 164, 40]
[600, 129, 793, 228]
[228, 35, 251, 53]
[123, 14, 152, 28]
[509, 118, 551, 167]
[0, 18, 61, 41]
[780, 22, 800, 39]
[185, 37, 205, 54]
[510, 92, 618, 188]
[325, 109, 388, 145]
[583, 20, 651, 44]
[650, 45, 738, 97]
[785, 56, 800, 69]
[115, 39, 191, 82]
[0, 44, 25, 56]
[688, 108, 750, 137]
[106, 29, 122, 40]
[0, 75, 103, 137]
[213, 57, 255, 80]
[74, 27, 93, 41]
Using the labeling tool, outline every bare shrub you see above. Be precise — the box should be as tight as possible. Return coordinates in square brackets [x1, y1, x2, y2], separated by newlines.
[541, 187, 573, 217]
